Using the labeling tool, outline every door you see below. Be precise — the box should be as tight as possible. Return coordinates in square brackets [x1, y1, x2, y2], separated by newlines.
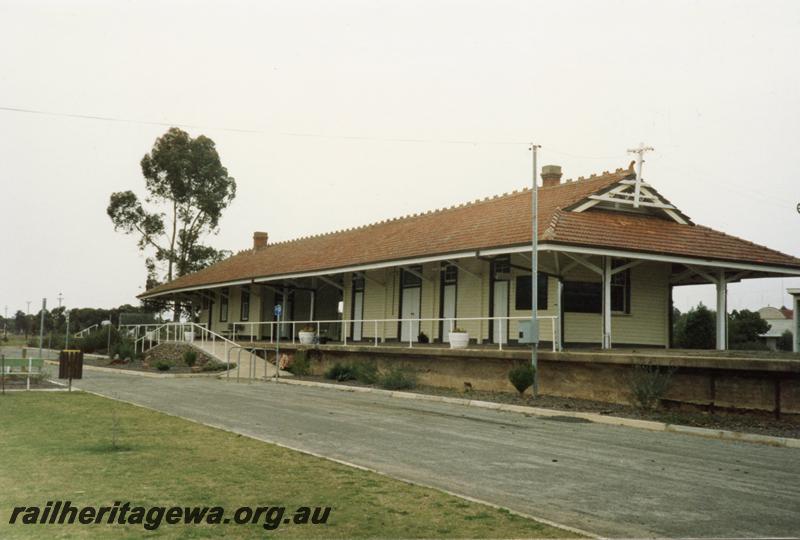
[277, 291, 293, 339]
[400, 287, 421, 342]
[352, 290, 364, 341]
[439, 264, 458, 343]
[441, 285, 456, 342]
[492, 281, 509, 344]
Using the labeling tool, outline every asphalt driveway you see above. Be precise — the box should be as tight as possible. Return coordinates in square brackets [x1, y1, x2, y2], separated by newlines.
[72, 370, 800, 538]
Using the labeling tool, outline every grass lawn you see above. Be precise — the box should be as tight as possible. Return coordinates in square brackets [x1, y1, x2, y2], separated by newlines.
[1, 335, 30, 348]
[0, 393, 574, 539]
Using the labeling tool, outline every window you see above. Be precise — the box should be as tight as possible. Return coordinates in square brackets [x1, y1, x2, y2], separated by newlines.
[201, 294, 210, 311]
[563, 259, 632, 314]
[219, 288, 229, 322]
[563, 281, 602, 313]
[402, 266, 422, 287]
[611, 264, 631, 314]
[492, 256, 511, 279]
[442, 264, 458, 285]
[240, 286, 250, 321]
[515, 274, 548, 310]
[352, 274, 365, 292]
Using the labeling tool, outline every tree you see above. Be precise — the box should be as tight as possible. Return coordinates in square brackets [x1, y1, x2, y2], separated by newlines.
[14, 310, 28, 337]
[776, 330, 794, 352]
[674, 303, 716, 349]
[108, 128, 236, 318]
[728, 309, 770, 350]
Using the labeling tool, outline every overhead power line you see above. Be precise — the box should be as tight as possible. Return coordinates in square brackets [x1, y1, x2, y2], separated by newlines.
[0, 104, 629, 161]
[0, 105, 525, 145]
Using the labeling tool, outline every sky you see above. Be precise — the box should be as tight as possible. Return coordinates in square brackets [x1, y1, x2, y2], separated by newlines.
[0, 0, 798, 316]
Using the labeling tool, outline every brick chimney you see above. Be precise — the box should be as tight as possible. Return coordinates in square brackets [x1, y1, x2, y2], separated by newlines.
[253, 231, 269, 250]
[541, 165, 563, 187]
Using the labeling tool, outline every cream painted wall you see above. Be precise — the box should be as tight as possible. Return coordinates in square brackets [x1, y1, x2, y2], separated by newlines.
[561, 260, 669, 347]
[195, 256, 670, 347]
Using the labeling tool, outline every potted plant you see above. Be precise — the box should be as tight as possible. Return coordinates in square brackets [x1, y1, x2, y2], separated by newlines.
[449, 327, 469, 349]
[298, 326, 316, 345]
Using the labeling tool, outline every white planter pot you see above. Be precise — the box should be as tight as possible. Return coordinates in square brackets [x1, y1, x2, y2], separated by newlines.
[449, 332, 469, 349]
[298, 331, 315, 345]
[184, 331, 195, 342]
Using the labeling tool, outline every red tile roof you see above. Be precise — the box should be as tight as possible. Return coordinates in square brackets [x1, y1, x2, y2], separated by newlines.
[141, 165, 800, 298]
[544, 210, 800, 268]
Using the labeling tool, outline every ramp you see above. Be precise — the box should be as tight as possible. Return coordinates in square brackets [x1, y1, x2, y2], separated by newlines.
[192, 340, 292, 379]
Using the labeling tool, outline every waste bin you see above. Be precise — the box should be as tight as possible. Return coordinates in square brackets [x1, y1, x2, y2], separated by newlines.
[58, 350, 83, 380]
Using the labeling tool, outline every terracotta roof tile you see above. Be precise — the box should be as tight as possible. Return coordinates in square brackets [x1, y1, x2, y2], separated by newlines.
[548, 210, 800, 268]
[141, 166, 800, 297]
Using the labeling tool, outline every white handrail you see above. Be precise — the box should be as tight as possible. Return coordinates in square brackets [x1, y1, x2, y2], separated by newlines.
[129, 315, 562, 352]
[73, 324, 99, 338]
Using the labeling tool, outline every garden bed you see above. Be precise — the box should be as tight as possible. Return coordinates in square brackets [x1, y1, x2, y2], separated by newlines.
[293, 374, 800, 439]
[82, 356, 231, 374]
[0, 374, 62, 390]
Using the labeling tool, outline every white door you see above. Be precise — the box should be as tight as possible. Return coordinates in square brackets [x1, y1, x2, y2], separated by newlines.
[492, 281, 509, 344]
[442, 284, 456, 342]
[352, 291, 364, 341]
[279, 296, 293, 338]
[400, 287, 421, 342]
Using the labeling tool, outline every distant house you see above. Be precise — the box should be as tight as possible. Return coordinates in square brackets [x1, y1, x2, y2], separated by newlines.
[758, 306, 794, 350]
[138, 162, 800, 351]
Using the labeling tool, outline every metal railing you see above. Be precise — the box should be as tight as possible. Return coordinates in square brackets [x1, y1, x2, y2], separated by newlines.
[121, 323, 206, 342]
[129, 315, 561, 352]
[73, 324, 99, 338]
[134, 322, 236, 360]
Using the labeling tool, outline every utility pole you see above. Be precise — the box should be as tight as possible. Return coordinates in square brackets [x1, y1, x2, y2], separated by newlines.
[57, 293, 63, 308]
[65, 311, 70, 350]
[627, 142, 654, 208]
[530, 143, 541, 397]
[36, 298, 46, 389]
[26, 300, 31, 314]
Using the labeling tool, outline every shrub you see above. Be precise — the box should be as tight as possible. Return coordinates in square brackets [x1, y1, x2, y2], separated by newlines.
[113, 340, 135, 361]
[674, 304, 715, 349]
[353, 361, 378, 384]
[183, 350, 198, 367]
[729, 340, 769, 351]
[287, 349, 311, 376]
[322, 361, 377, 383]
[777, 330, 794, 352]
[508, 364, 535, 396]
[74, 326, 121, 354]
[728, 309, 770, 347]
[628, 365, 676, 410]
[378, 367, 416, 390]
[325, 362, 357, 382]
[201, 361, 234, 372]
[155, 361, 171, 371]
